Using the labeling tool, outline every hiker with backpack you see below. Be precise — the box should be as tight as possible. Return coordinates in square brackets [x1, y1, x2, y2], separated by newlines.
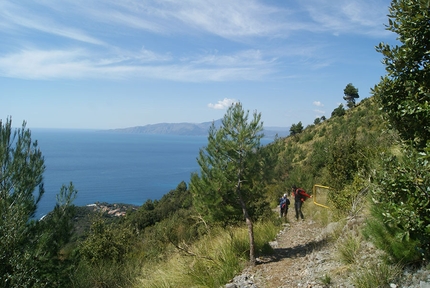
[292, 185, 312, 220]
[279, 193, 290, 218]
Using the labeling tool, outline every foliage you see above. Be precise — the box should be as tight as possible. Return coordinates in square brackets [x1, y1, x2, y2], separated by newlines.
[368, 148, 430, 262]
[35, 183, 77, 286]
[79, 216, 136, 264]
[307, 140, 328, 179]
[343, 83, 360, 108]
[373, 0, 430, 151]
[190, 102, 270, 264]
[138, 221, 279, 288]
[0, 118, 77, 287]
[329, 176, 368, 217]
[298, 130, 315, 144]
[190, 103, 267, 223]
[368, 0, 430, 265]
[126, 181, 192, 231]
[289, 121, 303, 136]
[325, 129, 362, 192]
[363, 205, 421, 264]
[331, 104, 346, 118]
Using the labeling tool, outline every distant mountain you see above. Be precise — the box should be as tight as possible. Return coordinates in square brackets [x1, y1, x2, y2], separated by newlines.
[106, 120, 289, 138]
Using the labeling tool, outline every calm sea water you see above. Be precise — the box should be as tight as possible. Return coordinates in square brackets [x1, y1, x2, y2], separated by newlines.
[31, 129, 272, 219]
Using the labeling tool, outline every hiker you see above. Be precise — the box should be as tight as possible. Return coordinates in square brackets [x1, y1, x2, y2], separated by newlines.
[292, 185, 312, 220]
[279, 193, 290, 218]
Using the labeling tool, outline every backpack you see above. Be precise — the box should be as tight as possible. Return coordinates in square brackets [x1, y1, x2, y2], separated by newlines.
[280, 197, 286, 206]
[295, 188, 307, 202]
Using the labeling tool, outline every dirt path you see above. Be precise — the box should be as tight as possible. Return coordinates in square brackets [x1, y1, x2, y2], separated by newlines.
[227, 210, 430, 288]
[249, 218, 328, 288]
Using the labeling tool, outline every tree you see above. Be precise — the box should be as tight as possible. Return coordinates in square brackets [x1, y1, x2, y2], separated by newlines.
[0, 118, 76, 286]
[331, 104, 346, 118]
[0, 118, 45, 286]
[190, 102, 265, 265]
[369, 0, 430, 262]
[343, 83, 360, 108]
[372, 0, 430, 151]
[289, 121, 304, 136]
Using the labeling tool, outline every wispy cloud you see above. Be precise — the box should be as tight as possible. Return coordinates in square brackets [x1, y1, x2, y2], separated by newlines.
[0, 48, 273, 81]
[0, 0, 393, 82]
[301, 0, 390, 36]
[313, 101, 324, 107]
[208, 98, 236, 109]
[0, 2, 105, 46]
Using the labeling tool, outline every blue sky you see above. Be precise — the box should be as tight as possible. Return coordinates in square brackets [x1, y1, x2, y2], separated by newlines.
[1, 0, 396, 129]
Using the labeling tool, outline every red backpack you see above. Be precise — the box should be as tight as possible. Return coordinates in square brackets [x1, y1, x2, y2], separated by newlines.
[295, 188, 308, 202]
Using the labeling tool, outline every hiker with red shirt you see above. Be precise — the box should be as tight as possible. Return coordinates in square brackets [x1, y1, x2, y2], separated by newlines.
[292, 185, 312, 220]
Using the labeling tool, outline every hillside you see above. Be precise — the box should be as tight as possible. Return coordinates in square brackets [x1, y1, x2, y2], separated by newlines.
[13, 96, 428, 288]
[225, 97, 430, 287]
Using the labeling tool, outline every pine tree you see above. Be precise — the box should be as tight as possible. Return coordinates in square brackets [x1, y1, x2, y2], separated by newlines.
[0, 118, 77, 287]
[190, 102, 265, 265]
[343, 83, 359, 108]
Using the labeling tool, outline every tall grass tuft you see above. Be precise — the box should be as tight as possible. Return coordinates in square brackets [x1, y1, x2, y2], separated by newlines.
[137, 221, 279, 288]
[72, 259, 141, 288]
[352, 261, 402, 288]
[337, 232, 361, 264]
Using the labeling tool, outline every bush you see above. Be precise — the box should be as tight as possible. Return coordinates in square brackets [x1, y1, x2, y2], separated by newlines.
[368, 147, 430, 263]
[79, 217, 136, 263]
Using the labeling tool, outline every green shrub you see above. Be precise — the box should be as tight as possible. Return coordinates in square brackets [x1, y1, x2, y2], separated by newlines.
[369, 147, 430, 263]
[329, 176, 368, 217]
[79, 217, 136, 263]
[299, 131, 314, 144]
[363, 205, 421, 264]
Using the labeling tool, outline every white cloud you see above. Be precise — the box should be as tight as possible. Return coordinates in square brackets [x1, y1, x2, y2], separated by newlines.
[313, 101, 324, 107]
[208, 98, 236, 110]
[301, 0, 390, 37]
[0, 48, 274, 81]
[166, 0, 290, 39]
[0, 2, 105, 46]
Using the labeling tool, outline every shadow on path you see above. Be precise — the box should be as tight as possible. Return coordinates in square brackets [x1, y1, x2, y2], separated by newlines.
[257, 238, 328, 265]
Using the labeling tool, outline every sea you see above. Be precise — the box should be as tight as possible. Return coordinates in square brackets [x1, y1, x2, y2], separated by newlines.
[31, 129, 273, 219]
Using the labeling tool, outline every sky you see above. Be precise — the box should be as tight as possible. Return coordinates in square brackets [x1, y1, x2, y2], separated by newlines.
[1, 0, 397, 130]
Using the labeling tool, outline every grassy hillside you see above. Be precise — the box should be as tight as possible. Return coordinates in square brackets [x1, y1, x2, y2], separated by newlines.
[68, 96, 410, 287]
[11, 96, 425, 287]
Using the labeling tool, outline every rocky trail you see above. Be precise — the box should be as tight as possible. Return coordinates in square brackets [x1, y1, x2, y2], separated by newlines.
[225, 214, 430, 288]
